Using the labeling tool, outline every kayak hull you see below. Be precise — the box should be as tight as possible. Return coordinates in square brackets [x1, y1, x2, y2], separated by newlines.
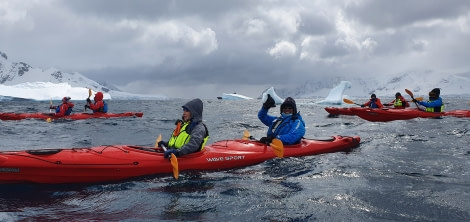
[324, 107, 355, 116]
[0, 136, 360, 184]
[350, 107, 444, 122]
[445, 110, 470, 118]
[0, 112, 143, 121]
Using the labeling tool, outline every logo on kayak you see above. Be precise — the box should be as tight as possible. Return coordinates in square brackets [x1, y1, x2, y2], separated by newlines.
[206, 155, 245, 162]
[0, 168, 20, 173]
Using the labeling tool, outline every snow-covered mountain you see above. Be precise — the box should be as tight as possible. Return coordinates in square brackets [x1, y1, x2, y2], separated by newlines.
[0, 51, 166, 100]
[276, 70, 470, 99]
[1, 50, 469, 100]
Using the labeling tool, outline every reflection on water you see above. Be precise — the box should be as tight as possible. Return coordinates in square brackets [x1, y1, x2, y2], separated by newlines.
[0, 98, 469, 221]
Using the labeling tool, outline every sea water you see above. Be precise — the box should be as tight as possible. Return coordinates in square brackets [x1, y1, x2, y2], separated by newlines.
[0, 98, 469, 221]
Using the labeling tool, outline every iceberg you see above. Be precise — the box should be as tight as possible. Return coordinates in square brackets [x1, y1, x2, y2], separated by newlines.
[261, 87, 284, 104]
[316, 81, 352, 105]
[219, 93, 253, 100]
[0, 82, 106, 101]
[0, 82, 167, 101]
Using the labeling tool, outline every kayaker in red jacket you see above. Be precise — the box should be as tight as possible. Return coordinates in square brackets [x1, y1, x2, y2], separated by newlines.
[384, 92, 410, 109]
[85, 91, 108, 113]
[361, 94, 384, 109]
[50, 97, 74, 117]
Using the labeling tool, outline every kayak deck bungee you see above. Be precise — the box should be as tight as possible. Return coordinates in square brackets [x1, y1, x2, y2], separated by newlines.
[0, 112, 143, 121]
[0, 135, 360, 184]
[349, 107, 445, 122]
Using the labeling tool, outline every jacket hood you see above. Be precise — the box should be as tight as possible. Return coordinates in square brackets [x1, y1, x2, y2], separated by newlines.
[94, 92, 103, 101]
[182, 98, 203, 122]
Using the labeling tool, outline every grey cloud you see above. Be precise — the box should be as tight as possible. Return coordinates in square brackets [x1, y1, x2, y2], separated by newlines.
[1, 0, 469, 99]
[345, 0, 470, 29]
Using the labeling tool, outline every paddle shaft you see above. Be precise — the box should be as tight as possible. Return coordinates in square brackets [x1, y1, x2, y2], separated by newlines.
[405, 89, 423, 111]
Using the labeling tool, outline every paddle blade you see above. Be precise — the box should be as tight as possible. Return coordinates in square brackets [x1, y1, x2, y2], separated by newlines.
[405, 89, 414, 98]
[415, 97, 423, 102]
[46, 118, 52, 123]
[170, 154, 179, 179]
[343, 98, 355, 104]
[243, 130, 250, 140]
[88, 88, 92, 98]
[270, 138, 284, 158]
[155, 134, 162, 148]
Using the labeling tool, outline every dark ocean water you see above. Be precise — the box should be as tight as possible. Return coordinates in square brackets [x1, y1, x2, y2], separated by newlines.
[0, 98, 469, 221]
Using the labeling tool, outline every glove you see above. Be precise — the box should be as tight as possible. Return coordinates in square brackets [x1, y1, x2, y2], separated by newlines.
[157, 141, 167, 148]
[259, 135, 275, 144]
[262, 94, 276, 110]
[84, 105, 90, 109]
[360, 105, 365, 108]
[412, 99, 418, 103]
[384, 103, 390, 106]
[164, 148, 178, 158]
[86, 98, 92, 103]
[50, 105, 56, 109]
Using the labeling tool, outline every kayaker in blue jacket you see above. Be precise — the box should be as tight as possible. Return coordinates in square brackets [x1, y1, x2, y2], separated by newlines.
[258, 95, 305, 145]
[158, 98, 209, 158]
[413, 88, 444, 112]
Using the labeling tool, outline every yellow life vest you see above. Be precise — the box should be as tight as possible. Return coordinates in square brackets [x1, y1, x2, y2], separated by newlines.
[425, 104, 445, 113]
[425, 101, 445, 113]
[168, 121, 209, 150]
[393, 99, 403, 107]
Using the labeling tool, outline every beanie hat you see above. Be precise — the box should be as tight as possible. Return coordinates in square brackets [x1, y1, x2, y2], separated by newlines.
[280, 97, 297, 114]
[430, 88, 440, 97]
[395, 92, 401, 97]
[371, 94, 376, 98]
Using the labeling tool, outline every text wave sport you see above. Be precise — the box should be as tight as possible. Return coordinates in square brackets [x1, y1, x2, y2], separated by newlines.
[0, 136, 360, 184]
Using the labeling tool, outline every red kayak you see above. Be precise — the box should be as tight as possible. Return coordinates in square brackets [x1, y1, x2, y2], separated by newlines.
[0, 112, 143, 121]
[0, 135, 360, 184]
[445, 110, 470, 118]
[324, 107, 355, 116]
[349, 107, 445, 122]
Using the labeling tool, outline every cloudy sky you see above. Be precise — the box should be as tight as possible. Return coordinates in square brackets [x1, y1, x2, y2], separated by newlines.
[1, 0, 469, 99]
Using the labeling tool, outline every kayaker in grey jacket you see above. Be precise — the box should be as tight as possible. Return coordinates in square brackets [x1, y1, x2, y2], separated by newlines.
[158, 98, 209, 158]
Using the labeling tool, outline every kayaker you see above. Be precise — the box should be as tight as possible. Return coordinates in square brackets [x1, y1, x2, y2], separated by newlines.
[384, 92, 410, 109]
[50, 97, 74, 117]
[361, 94, 384, 109]
[413, 88, 444, 112]
[158, 98, 209, 158]
[85, 91, 108, 113]
[258, 95, 305, 145]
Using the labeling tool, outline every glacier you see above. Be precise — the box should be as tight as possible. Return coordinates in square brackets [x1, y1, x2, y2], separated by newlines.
[0, 51, 167, 100]
[0, 82, 167, 101]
